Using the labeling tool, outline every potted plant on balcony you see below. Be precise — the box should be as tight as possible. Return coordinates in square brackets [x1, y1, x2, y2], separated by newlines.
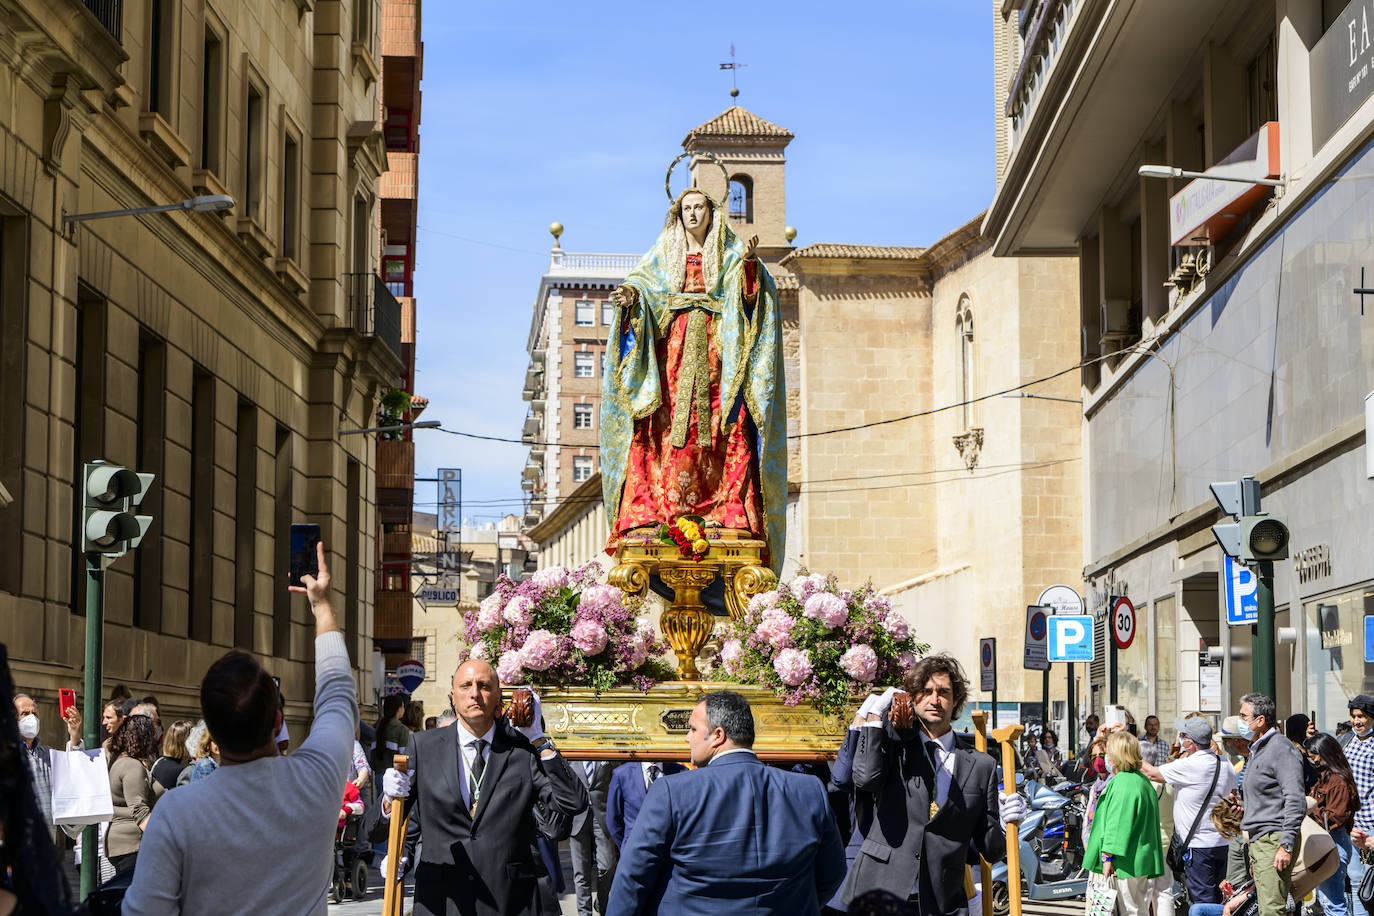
[377, 388, 412, 440]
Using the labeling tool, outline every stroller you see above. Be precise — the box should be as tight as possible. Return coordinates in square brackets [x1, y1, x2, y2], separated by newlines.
[330, 812, 370, 903]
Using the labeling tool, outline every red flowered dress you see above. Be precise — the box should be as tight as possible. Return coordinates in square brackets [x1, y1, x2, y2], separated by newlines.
[609, 253, 763, 543]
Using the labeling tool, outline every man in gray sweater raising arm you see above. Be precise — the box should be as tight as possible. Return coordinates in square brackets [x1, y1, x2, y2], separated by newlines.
[124, 541, 355, 915]
[1237, 692, 1306, 916]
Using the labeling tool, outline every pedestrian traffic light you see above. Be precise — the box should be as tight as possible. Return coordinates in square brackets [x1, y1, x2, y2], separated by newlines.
[1210, 477, 1261, 559]
[81, 461, 154, 557]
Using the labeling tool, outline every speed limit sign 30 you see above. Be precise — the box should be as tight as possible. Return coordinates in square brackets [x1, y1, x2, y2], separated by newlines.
[1112, 597, 1136, 650]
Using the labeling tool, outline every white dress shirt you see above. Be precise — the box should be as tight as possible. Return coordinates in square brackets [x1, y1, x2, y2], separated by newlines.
[641, 761, 664, 790]
[457, 720, 496, 809]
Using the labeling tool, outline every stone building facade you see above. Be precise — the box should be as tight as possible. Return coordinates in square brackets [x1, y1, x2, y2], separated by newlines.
[0, 0, 402, 743]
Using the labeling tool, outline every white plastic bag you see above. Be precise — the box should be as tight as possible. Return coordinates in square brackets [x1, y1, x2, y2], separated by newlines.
[50, 748, 113, 825]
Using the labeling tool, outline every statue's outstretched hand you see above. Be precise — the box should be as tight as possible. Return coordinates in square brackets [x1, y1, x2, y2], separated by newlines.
[611, 284, 638, 312]
[743, 235, 759, 262]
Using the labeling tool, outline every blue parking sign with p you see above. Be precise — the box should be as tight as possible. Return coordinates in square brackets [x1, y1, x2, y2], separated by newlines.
[1224, 555, 1259, 626]
[1047, 615, 1095, 662]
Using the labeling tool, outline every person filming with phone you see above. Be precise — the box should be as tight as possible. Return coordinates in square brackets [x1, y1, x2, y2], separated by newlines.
[14, 689, 84, 852]
[123, 539, 356, 915]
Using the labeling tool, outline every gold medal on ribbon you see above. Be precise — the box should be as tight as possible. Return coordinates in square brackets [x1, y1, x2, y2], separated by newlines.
[929, 801, 940, 820]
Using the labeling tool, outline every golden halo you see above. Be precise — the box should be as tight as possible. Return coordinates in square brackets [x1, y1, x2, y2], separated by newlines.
[664, 151, 731, 202]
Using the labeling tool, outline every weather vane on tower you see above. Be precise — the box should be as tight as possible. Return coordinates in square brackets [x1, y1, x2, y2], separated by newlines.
[719, 42, 746, 99]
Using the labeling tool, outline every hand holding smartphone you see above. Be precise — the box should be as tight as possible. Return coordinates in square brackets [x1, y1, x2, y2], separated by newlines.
[289, 524, 321, 588]
[59, 688, 76, 719]
[1104, 704, 1128, 729]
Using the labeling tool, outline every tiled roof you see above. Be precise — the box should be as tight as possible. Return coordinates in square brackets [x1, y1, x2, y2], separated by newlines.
[683, 107, 794, 144]
[787, 243, 926, 260]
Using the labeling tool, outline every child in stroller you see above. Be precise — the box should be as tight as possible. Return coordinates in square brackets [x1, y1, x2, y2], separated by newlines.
[330, 781, 369, 902]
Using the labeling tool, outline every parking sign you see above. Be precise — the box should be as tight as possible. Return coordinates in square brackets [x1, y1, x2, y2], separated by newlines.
[980, 638, 997, 691]
[1047, 616, 1095, 663]
[1224, 555, 1259, 626]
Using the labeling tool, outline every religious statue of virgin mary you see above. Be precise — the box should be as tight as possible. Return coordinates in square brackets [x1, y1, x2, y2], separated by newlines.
[600, 158, 786, 572]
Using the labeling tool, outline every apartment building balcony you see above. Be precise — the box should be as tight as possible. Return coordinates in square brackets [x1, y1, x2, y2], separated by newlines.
[381, 151, 417, 200]
[381, 0, 421, 59]
[986, 0, 1247, 257]
[382, 526, 412, 556]
[374, 589, 412, 641]
[345, 272, 404, 362]
[81, 0, 123, 42]
[521, 413, 542, 443]
[377, 440, 415, 491]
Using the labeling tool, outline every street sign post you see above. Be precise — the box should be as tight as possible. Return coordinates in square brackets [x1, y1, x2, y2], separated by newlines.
[417, 588, 458, 603]
[1038, 585, 1084, 751]
[1023, 607, 1049, 671]
[1047, 616, 1095, 663]
[1111, 597, 1137, 649]
[980, 638, 998, 728]
[1224, 555, 1260, 626]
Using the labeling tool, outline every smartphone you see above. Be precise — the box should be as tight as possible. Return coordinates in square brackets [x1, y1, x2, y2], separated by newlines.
[1104, 704, 1128, 729]
[289, 524, 321, 588]
[59, 688, 76, 719]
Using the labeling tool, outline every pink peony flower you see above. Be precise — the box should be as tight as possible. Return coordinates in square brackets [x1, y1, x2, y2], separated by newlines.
[477, 594, 503, 632]
[503, 595, 534, 628]
[747, 590, 780, 614]
[469, 641, 489, 661]
[720, 638, 743, 674]
[529, 566, 569, 591]
[840, 644, 879, 683]
[882, 611, 911, 642]
[773, 648, 813, 687]
[497, 650, 525, 684]
[756, 607, 796, 647]
[520, 629, 560, 671]
[570, 618, 609, 655]
[579, 584, 623, 613]
[897, 651, 918, 674]
[803, 593, 849, 629]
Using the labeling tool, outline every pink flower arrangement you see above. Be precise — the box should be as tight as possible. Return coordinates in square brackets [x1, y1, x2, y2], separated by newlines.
[840, 645, 879, 683]
[803, 593, 849, 630]
[718, 571, 930, 714]
[570, 618, 609, 655]
[461, 563, 672, 693]
[773, 648, 813, 686]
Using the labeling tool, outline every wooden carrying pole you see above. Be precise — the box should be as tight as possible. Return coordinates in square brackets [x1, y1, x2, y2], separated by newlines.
[971, 711, 994, 916]
[383, 755, 409, 916]
[991, 724, 1025, 916]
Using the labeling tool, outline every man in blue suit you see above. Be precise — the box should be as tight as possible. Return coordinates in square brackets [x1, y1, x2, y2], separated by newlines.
[606, 759, 686, 848]
[605, 691, 847, 916]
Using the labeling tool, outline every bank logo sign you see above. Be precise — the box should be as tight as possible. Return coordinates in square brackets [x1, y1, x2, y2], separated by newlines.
[1224, 555, 1259, 626]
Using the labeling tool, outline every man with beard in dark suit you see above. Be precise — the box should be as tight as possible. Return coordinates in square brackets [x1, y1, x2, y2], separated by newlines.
[839, 654, 1026, 915]
[380, 660, 588, 916]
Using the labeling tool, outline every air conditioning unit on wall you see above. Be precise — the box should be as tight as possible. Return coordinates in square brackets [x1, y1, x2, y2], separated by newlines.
[1100, 299, 1133, 337]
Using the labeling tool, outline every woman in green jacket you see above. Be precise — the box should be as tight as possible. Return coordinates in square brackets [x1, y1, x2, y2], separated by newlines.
[1085, 731, 1173, 916]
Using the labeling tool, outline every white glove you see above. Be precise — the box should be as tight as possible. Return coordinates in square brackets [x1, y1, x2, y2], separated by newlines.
[872, 687, 903, 719]
[380, 855, 408, 878]
[998, 791, 1028, 830]
[382, 767, 412, 802]
[857, 694, 880, 720]
[515, 688, 545, 743]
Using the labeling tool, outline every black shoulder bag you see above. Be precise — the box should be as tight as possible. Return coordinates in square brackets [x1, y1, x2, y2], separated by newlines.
[1166, 753, 1222, 877]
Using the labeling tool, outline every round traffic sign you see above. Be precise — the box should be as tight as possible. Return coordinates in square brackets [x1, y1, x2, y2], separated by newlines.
[1037, 584, 1085, 617]
[981, 642, 994, 668]
[1029, 610, 1047, 641]
[1112, 598, 1136, 649]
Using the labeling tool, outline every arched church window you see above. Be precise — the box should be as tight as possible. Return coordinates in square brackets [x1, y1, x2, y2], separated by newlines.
[957, 295, 974, 430]
[728, 176, 753, 222]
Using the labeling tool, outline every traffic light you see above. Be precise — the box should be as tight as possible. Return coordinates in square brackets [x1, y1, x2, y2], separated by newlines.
[1242, 514, 1289, 561]
[81, 461, 154, 557]
[1209, 476, 1288, 561]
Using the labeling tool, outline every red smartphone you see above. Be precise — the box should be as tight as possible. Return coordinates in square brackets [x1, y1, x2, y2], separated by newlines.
[59, 688, 75, 718]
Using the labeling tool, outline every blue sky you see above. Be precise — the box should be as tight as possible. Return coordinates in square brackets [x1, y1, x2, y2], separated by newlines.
[411, 2, 996, 521]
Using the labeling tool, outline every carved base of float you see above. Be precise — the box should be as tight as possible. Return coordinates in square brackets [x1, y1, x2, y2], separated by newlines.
[608, 528, 777, 681]
[505, 682, 848, 763]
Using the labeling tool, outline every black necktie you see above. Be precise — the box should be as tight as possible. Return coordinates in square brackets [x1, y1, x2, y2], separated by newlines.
[469, 739, 487, 814]
[647, 764, 660, 789]
[925, 740, 942, 807]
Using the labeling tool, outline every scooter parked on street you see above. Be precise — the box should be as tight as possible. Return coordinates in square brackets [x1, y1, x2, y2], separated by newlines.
[987, 776, 1090, 916]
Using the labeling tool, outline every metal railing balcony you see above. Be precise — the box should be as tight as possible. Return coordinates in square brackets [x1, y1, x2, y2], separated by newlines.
[345, 272, 403, 361]
[82, 0, 122, 42]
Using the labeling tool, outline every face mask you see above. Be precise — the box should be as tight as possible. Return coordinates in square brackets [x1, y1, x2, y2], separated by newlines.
[1236, 720, 1253, 740]
[1105, 758, 1116, 774]
[18, 714, 39, 741]
[1092, 756, 1107, 776]
[1355, 724, 1372, 738]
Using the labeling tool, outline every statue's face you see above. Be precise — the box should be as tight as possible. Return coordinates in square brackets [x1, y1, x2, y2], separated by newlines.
[680, 193, 710, 234]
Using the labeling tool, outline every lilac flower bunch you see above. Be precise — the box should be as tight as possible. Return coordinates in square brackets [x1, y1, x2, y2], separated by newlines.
[463, 563, 673, 693]
[717, 572, 930, 714]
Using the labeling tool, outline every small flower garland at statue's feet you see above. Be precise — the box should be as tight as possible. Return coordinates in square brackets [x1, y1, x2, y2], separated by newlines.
[656, 515, 710, 560]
